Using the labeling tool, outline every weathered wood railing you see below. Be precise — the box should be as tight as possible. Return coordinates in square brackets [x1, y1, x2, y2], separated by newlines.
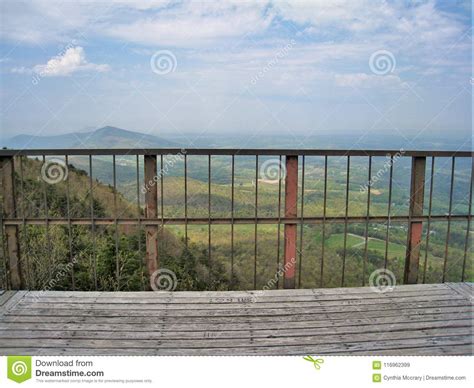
[0, 148, 472, 290]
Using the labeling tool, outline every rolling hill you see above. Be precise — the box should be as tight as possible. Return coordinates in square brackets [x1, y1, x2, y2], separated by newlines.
[3, 126, 179, 149]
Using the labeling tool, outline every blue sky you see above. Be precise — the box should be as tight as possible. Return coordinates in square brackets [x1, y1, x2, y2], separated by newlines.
[0, 0, 471, 146]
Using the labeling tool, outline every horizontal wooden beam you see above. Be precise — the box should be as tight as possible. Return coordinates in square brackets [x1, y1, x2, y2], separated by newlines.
[0, 149, 471, 158]
[1, 215, 469, 226]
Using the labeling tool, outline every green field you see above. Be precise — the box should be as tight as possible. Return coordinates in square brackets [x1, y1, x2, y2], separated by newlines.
[9, 155, 472, 291]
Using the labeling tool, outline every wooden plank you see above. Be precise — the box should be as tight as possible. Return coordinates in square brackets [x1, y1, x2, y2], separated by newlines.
[3, 303, 472, 324]
[1, 335, 472, 356]
[457, 283, 473, 300]
[23, 285, 453, 303]
[9, 303, 472, 322]
[0, 332, 470, 356]
[1, 319, 471, 340]
[0, 329, 470, 351]
[17, 283, 450, 298]
[17, 289, 461, 302]
[0, 291, 26, 316]
[16, 294, 469, 311]
[11, 295, 470, 316]
[283, 155, 298, 289]
[0, 285, 470, 356]
[1, 310, 471, 333]
[404, 156, 426, 284]
[0, 328, 470, 350]
[19, 293, 457, 307]
[0, 290, 16, 307]
[20, 288, 455, 304]
[446, 282, 473, 302]
[144, 155, 158, 286]
[0, 156, 22, 289]
[2, 305, 471, 326]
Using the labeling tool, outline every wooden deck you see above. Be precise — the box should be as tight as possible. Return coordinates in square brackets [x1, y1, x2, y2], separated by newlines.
[0, 283, 472, 356]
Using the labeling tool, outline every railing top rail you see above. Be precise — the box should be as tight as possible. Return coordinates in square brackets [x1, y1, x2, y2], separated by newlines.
[0, 148, 472, 157]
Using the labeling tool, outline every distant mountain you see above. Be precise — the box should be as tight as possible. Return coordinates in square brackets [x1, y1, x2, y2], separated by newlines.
[3, 126, 179, 149]
[3, 126, 470, 151]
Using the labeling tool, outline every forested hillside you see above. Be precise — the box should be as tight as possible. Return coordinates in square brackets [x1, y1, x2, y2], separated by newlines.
[5, 156, 233, 291]
[1, 155, 471, 291]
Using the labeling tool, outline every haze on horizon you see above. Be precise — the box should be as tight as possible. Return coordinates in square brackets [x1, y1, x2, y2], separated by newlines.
[0, 0, 472, 149]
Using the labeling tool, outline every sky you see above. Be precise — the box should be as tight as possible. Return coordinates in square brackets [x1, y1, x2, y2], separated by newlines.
[0, 0, 472, 147]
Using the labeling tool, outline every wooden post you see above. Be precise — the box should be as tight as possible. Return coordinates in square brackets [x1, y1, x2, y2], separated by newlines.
[144, 155, 158, 285]
[404, 156, 426, 284]
[284, 155, 298, 289]
[0, 156, 22, 289]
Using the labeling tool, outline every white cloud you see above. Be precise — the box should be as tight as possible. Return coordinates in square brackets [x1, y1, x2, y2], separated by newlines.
[33, 47, 110, 76]
[1, 0, 467, 56]
[0, 0, 470, 139]
[274, 0, 393, 32]
[106, 2, 273, 47]
[274, 0, 465, 45]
